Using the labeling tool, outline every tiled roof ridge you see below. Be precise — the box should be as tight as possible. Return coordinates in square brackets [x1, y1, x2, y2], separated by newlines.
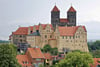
[67, 6, 76, 12]
[51, 5, 60, 12]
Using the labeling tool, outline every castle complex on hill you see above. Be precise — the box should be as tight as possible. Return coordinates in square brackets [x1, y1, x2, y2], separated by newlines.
[9, 5, 89, 52]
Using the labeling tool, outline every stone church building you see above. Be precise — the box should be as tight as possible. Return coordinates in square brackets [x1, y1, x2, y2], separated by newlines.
[9, 5, 89, 52]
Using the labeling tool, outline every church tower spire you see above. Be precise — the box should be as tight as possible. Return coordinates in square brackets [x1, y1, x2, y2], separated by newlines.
[67, 5, 76, 26]
[51, 5, 60, 29]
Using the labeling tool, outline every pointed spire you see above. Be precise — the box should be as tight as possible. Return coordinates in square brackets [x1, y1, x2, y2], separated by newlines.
[51, 5, 60, 12]
[67, 6, 76, 12]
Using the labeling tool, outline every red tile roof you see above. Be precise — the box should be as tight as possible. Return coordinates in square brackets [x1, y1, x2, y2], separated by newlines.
[41, 24, 47, 29]
[29, 26, 33, 31]
[68, 6, 76, 12]
[82, 26, 87, 32]
[44, 53, 52, 60]
[27, 48, 45, 58]
[58, 26, 86, 36]
[51, 5, 60, 12]
[90, 58, 100, 67]
[13, 27, 28, 35]
[35, 24, 53, 30]
[34, 25, 39, 30]
[60, 18, 69, 23]
[13, 24, 53, 35]
[16, 55, 32, 66]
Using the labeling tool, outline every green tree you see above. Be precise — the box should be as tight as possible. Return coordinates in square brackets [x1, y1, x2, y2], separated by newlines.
[50, 48, 58, 55]
[43, 44, 52, 53]
[88, 40, 100, 50]
[92, 50, 100, 58]
[0, 44, 21, 67]
[42, 45, 58, 55]
[56, 51, 93, 67]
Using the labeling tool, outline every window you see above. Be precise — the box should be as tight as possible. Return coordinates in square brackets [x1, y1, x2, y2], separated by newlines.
[66, 36, 67, 39]
[78, 36, 80, 38]
[20, 35, 22, 37]
[73, 36, 75, 39]
[62, 36, 64, 39]
[23, 61, 25, 64]
[27, 62, 29, 64]
[30, 31, 32, 33]
[20, 39, 22, 42]
[50, 35, 52, 38]
[36, 58, 41, 61]
[16, 35, 18, 37]
[70, 36, 71, 39]
[16, 39, 18, 42]
[76, 36, 77, 38]
[45, 35, 47, 38]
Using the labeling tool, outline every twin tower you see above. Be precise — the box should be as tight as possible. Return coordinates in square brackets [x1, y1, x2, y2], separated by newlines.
[51, 5, 76, 29]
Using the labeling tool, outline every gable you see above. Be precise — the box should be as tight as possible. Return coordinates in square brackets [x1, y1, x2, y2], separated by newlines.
[58, 26, 86, 36]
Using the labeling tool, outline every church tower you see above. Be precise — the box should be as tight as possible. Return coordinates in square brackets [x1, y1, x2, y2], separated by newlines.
[51, 5, 60, 29]
[67, 6, 76, 26]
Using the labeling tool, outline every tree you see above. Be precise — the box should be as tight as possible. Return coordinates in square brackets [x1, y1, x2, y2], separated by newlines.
[0, 44, 21, 67]
[88, 40, 100, 51]
[42, 45, 58, 55]
[56, 51, 93, 67]
[43, 44, 52, 53]
[50, 48, 58, 55]
[88, 40, 100, 58]
[92, 50, 100, 58]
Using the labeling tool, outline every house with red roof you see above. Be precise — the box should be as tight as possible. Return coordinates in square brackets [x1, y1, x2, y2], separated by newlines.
[16, 47, 45, 67]
[43, 53, 52, 65]
[90, 58, 100, 67]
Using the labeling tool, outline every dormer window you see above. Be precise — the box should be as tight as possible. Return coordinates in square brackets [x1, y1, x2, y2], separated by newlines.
[20, 35, 22, 37]
[22, 61, 25, 64]
[36, 58, 41, 61]
[30, 31, 32, 34]
[27, 61, 29, 64]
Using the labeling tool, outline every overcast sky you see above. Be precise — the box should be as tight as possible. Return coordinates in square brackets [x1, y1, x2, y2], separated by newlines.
[0, 0, 100, 40]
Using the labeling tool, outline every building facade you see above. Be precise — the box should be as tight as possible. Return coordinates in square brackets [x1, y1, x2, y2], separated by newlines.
[9, 5, 89, 52]
[51, 5, 76, 29]
[16, 48, 45, 67]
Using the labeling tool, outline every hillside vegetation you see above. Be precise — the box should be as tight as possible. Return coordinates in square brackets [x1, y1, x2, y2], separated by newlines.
[88, 40, 100, 58]
[0, 40, 9, 44]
